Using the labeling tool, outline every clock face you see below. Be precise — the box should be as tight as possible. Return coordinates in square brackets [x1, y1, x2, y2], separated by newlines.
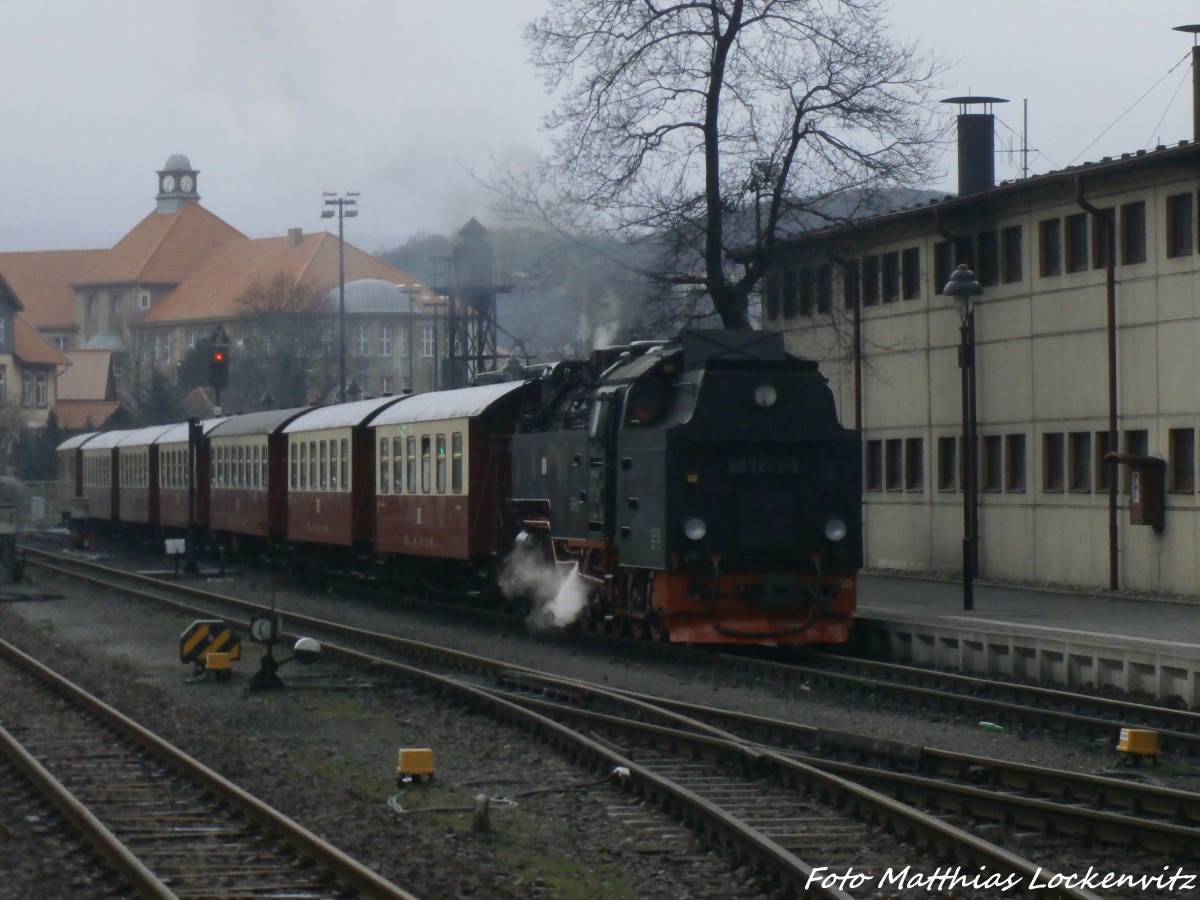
[180, 175, 194, 192]
[161, 174, 177, 192]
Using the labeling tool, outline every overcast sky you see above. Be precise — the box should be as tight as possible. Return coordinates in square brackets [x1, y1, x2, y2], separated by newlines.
[5, 1, 1200, 254]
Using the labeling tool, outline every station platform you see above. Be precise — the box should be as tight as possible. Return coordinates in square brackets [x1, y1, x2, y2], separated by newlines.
[852, 573, 1200, 706]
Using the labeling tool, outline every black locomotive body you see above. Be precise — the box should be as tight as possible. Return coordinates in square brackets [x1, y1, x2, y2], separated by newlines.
[511, 330, 861, 645]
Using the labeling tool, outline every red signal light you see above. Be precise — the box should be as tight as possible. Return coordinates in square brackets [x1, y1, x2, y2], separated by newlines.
[213, 351, 225, 362]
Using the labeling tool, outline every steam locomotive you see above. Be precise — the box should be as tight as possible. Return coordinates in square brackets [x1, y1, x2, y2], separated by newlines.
[57, 330, 861, 646]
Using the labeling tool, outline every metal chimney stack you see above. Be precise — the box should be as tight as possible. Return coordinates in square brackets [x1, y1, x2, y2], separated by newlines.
[1173, 25, 1200, 142]
[942, 96, 1008, 195]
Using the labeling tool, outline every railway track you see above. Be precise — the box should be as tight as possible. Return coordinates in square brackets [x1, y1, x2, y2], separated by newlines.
[0, 630, 416, 900]
[27, 546, 1195, 896]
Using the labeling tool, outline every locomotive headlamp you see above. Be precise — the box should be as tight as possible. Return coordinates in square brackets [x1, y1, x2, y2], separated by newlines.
[683, 517, 707, 540]
[824, 517, 848, 542]
[754, 383, 778, 408]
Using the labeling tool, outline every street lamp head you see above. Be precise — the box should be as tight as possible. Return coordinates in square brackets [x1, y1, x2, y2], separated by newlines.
[943, 264, 983, 318]
[346, 379, 363, 403]
[320, 209, 334, 218]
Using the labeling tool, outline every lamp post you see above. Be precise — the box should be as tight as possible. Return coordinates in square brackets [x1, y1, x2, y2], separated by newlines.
[943, 264, 982, 611]
[397, 285, 417, 394]
[320, 191, 359, 402]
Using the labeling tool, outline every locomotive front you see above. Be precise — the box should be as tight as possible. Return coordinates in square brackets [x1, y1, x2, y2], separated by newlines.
[511, 329, 861, 646]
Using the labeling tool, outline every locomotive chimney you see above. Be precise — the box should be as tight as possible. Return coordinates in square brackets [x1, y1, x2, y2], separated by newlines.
[1173, 25, 1200, 142]
[941, 95, 1008, 195]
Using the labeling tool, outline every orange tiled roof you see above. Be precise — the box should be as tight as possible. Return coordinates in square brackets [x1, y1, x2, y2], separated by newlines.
[0, 248, 105, 330]
[55, 400, 123, 431]
[74, 200, 244, 288]
[14, 314, 70, 367]
[142, 231, 422, 325]
[58, 349, 114, 401]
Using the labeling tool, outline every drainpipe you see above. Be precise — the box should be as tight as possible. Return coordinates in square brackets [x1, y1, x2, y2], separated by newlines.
[1075, 175, 1119, 591]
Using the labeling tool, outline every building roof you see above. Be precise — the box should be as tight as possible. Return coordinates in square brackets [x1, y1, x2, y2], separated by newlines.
[73, 200, 244, 288]
[780, 139, 1200, 249]
[58, 350, 114, 402]
[14, 313, 70, 367]
[55, 401, 123, 431]
[0, 248, 105, 330]
[141, 231, 426, 325]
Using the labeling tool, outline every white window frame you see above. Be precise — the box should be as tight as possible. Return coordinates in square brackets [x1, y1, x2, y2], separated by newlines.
[379, 324, 392, 357]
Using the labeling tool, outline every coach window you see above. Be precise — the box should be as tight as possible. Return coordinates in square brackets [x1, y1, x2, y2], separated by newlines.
[379, 438, 390, 494]
[407, 436, 417, 493]
[290, 443, 298, 489]
[452, 433, 463, 493]
[239, 445, 247, 487]
[436, 434, 447, 493]
[299, 442, 307, 489]
[308, 441, 317, 491]
[420, 435, 431, 493]
[329, 440, 338, 490]
[427, 436, 436, 494]
[318, 441, 327, 490]
[340, 438, 349, 490]
[392, 437, 403, 492]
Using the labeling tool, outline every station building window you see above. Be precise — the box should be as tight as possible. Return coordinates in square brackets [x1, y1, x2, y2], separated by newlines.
[816, 264, 834, 311]
[865, 440, 883, 490]
[1091, 207, 1114, 270]
[1039, 218, 1062, 276]
[1042, 432, 1065, 491]
[884, 439, 903, 490]
[1166, 192, 1194, 258]
[1000, 226, 1023, 283]
[976, 232, 998, 287]
[881, 252, 900, 303]
[981, 435, 1002, 492]
[904, 437, 923, 491]
[901, 248, 921, 300]
[937, 437, 957, 491]
[1120, 201, 1146, 264]
[1068, 431, 1091, 491]
[861, 256, 880, 306]
[1169, 427, 1195, 492]
[1005, 433, 1026, 492]
[1065, 213, 1089, 273]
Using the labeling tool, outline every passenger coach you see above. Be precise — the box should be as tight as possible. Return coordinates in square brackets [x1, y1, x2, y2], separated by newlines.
[79, 430, 131, 522]
[207, 406, 312, 549]
[369, 381, 528, 583]
[56, 431, 98, 517]
[282, 395, 408, 551]
[114, 425, 176, 527]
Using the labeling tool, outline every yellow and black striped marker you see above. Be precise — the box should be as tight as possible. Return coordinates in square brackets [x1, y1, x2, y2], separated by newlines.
[180, 619, 241, 666]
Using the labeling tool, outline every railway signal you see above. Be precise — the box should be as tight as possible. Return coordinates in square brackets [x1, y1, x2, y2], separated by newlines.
[208, 324, 231, 408]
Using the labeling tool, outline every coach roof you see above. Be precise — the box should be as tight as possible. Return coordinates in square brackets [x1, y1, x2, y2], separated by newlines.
[371, 381, 526, 427]
[207, 406, 316, 439]
[282, 394, 408, 434]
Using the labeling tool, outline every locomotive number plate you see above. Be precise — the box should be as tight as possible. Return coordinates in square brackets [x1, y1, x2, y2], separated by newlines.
[728, 457, 800, 475]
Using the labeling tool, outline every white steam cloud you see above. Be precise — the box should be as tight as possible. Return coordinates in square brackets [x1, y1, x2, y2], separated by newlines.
[500, 543, 589, 632]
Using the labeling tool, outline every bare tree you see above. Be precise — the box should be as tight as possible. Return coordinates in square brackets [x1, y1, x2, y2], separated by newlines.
[231, 274, 335, 409]
[515, 0, 945, 330]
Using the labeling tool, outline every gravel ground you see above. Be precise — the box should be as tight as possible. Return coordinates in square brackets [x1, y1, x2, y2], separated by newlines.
[3, 536, 1197, 898]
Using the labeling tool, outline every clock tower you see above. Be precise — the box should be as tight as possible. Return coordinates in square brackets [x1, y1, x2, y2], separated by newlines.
[155, 154, 200, 213]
